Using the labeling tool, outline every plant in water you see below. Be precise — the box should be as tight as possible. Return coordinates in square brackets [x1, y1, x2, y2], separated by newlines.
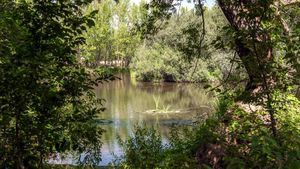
[152, 95, 172, 115]
[153, 95, 161, 110]
[161, 105, 171, 114]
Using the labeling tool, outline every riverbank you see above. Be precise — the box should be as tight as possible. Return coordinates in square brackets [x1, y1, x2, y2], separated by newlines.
[93, 66, 219, 84]
[93, 72, 215, 166]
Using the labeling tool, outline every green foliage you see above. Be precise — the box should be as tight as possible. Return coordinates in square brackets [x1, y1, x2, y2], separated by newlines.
[131, 43, 182, 82]
[271, 92, 300, 168]
[132, 43, 220, 83]
[131, 7, 229, 83]
[0, 0, 105, 168]
[81, 0, 141, 67]
[114, 124, 200, 169]
[116, 92, 300, 169]
[214, 0, 300, 100]
[133, 0, 175, 39]
[114, 1, 300, 169]
[192, 93, 300, 169]
[116, 125, 165, 169]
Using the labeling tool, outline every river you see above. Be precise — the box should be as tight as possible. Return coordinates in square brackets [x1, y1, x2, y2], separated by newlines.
[94, 73, 215, 165]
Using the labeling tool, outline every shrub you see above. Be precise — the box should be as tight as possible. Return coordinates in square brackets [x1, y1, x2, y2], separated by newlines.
[116, 93, 300, 169]
[192, 93, 300, 169]
[116, 125, 165, 169]
[130, 43, 181, 82]
[130, 43, 220, 83]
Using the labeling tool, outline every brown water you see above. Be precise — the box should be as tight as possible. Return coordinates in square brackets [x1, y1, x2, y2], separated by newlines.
[94, 73, 215, 165]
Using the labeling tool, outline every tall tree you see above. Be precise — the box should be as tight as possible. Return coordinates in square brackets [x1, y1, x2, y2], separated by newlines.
[215, 0, 300, 138]
[217, 0, 299, 97]
[0, 0, 105, 168]
[82, 0, 140, 67]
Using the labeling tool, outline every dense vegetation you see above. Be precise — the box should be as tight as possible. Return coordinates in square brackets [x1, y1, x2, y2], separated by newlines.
[0, 0, 299, 168]
[0, 0, 110, 168]
[81, 0, 232, 83]
[111, 0, 300, 169]
[81, 0, 141, 67]
[116, 92, 299, 168]
[131, 7, 230, 83]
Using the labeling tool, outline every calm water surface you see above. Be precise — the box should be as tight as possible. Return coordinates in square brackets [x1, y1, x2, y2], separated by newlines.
[95, 73, 215, 165]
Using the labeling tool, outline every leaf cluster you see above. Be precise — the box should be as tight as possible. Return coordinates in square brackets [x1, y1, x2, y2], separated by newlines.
[0, 0, 105, 168]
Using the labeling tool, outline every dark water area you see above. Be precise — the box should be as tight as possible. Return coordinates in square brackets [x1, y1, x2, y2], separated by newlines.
[94, 73, 215, 165]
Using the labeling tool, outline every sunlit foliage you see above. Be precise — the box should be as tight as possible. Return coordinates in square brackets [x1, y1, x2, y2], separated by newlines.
[0, 0, 105, 168]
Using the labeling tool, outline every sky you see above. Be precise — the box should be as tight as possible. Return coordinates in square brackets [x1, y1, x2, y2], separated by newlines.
[204, 0, 216, 8]
[131, 0, 216, 8]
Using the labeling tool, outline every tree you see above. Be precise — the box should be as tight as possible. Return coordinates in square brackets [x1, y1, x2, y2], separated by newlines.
[216, 0, 299, 97]
[113, 0, 141, 67]
[0, 0, 105, 168]
[112, 1, 300, 168]
[130, 6, 230, 83]
[82, 0, 114, 66]
[215, 0, 300, 138]
[134, 0, 176, 40]
[81, 0, 140, 67]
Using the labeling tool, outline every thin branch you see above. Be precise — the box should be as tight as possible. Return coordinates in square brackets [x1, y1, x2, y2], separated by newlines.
[209, 52, 237, 91]
[190, 0, 206, 78]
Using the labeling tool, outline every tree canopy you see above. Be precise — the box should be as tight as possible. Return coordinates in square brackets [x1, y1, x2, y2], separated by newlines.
[0, 0, 106, 168]
[0, 0, 299, 168]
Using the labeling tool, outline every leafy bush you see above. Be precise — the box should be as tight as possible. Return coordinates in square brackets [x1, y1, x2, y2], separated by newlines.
[113, 124, 199, 169]
[130, 43, 181, 82]
[116, 125, 165, 169]
[190, 93, 300, 169]
[115, 93, 300, 169]
[130, 8, 230, 83]
[131, 43, 220, 83]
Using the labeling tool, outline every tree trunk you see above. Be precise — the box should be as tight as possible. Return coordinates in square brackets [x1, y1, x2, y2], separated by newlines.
[217, 0, 275, 98]
[217, 0, 279, 137]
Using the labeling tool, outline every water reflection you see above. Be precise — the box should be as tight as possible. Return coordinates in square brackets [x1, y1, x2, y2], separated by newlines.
[94, 73, 215, 165]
